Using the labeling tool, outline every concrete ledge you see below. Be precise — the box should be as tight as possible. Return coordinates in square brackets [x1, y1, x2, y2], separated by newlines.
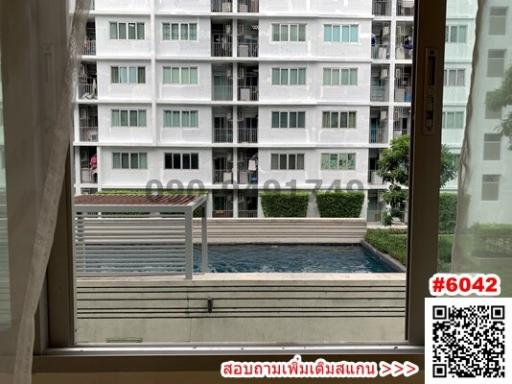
[361, 240, 406, 272]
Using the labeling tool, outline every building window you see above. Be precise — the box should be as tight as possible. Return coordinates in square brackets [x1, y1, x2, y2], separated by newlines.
[322, 111, 357, 129]
[270, 153, 305, 170]
[271, 68, 306, 85]
[443, 69, 465, 87]
[163, 66, 199, 85]
[164, 153, 199, 170]
[163, 110, 199, 128]
[323, 24, 359, 43]
[109, 22, 145, 40]
[482, 175, 500, 201]
[111, 109, 147, 127]
[442, 111, 465, 129]
[483, 133, 502, 161]
[162, 23, 198, 41]
[272, 24, 306, 42]
[485, 91, 502, 119]
[445, 25, 467, 43]
[487, 49, 506, 77]
[111, 66, 146, 84]
[271, 111, 306, 128]
[112, 152, 148, 169]
[489, 7, 508, 35]
[321, 153, 356, 170]
[322, 68, 358, 86]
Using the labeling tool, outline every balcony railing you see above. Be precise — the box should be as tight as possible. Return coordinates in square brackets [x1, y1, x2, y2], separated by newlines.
[212, 210, 234, 218]
[213, 127, 233, 143]
[83, 39, 96, 55]
[238, 0, 259, 13]
[238, 210, 258, 218]
[238, 170, 257, 185]
[79, 127, 98, 142]
[238, 86, 258, 101]
[212, 41, 232, 57]
[394, 86, 413, 102]
[213, 169, 233, 184]
[80, 168, 97, 184]
[238, 126, 258, 143]
[372, 44, 390, 59]
[238, 42, 258, 57]
[368, 170, 384, 185]
[397, 0, 414, 16]
[212, 0, 232, 12]
[79, 81, 97, 99]
[373, 0, 390, 16]
[370, 86, 388, 102]
[395, 46, 413, 60]
[370, 129, 387, 144]
[367, 209, 384, 223]
[212, 85, 233, 101]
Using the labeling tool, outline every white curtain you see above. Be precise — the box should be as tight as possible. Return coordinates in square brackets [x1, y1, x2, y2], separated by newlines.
[451, 0, 512, 295]
[0, 1, 90, 383]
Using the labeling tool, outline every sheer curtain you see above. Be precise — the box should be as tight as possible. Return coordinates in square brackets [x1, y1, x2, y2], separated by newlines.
[451, 0, 512, 295]
[0, 1, 90, 383]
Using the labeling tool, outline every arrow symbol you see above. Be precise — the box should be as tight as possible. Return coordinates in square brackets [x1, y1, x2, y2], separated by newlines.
[379, 361, 393, 377]
[392, 361, 404, 377]
[404, 361, 420, 377]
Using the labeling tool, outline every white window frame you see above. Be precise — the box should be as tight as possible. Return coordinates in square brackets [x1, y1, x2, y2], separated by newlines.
[487, 49, 506, 78]
[489, 7, 507, 35]
[320, 153, 356, 170]
[271, 23, 307, 42]
[322, 68, 358, 86]
[111, 109, 147, 127]
[162, 22, 198, 41]
[445, 25, 467, 43]
[323, 24, 359, 43]
[112, 152, 148, 170]
[270, 153, 305, 170]
[322, 111, 357, 129]
[271, 111, 306, 128]
[443, 69, 465, 87]
[163, 66, 199, 85]
[109, 21, 145, 40]
[483, 133, 502, 161]
[442, 111, 465, 129]
[481, 175, 500, 201]
[164, 152, 200, 170]
[271, 67, 307, 86]
[111, 66, 146, 84]
[163, 110, 199, 128]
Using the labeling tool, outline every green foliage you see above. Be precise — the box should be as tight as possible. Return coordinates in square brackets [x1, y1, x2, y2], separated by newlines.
[365, 229, 408, 265]
[469, 224, 512, 256]
[440, 146, 458, 188]
[316, 191, 364, 218]
[487, 66, 512, 148]
[378, 135, 410, 186]
[382, 213, 393, 226]
[261, 192, 309, 217]
[438, 193, 458, 234]
[437, 235, 454, 272]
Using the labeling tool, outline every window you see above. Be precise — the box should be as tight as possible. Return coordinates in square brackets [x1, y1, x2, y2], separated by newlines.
[111, 66, 146, 84]
[483, 133, 502, 161]
[489, 7, 507, 35]
[162, 23, 198, 41]
[272, 24, 306, 42]
[109, 22, 145, 40]
[481, 175, 500, 201]
[271, 68, 306, 85]
[485, 92, 502, 119]
[271, 111, 306, 128]
[270, 153, 305, 170]
[163, 110, 199, 128]
[442, 111, 465, 129]
[445, 25, 468, 43]
[443, 69, 465, 87]
[323, 24, 359, 43]
[322, 68, 358, 86]
[322, 111, 357, 128]
[164, 153, 199, 170]
[320, 153, 356, 170]
[112, 152, 147, 169]
[163, 66, 199, 84]
[111, 109, 147, 127]
[487, 49, 506, 77]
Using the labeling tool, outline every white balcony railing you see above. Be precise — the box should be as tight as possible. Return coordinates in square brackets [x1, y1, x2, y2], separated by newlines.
[213, 169, 233, 184]
[212, 0, 232, 12]
[238, 0, 259, 13]
[79, 127, 98, 142]
[213, 127, 233, 143]
[212, 85, 233, 101]
[370, 129, 387, 144]
[368, 170, 384, 185]
[238, 126, 258, 143]
[371, 85, 388, 102]
[211, 41, 232, 57]
[238, 85, 258, 101]
[83, 39, 96, 55]
[238, 210, 258, 218]
[372, 44, 390, 59]
[238, 42, 258, 57]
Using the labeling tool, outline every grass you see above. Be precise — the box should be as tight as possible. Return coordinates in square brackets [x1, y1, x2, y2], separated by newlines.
[365, 229, 454, 271]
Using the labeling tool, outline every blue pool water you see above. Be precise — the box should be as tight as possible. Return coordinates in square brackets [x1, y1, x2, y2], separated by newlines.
[193, 244, 398, 273]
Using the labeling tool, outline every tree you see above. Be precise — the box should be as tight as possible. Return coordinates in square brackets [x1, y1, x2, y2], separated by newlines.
[487, 66, 512, 149]
[378, 135, 458, 225]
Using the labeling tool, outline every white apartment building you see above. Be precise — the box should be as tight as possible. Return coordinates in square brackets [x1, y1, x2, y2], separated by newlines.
[73, 0, 474, 220]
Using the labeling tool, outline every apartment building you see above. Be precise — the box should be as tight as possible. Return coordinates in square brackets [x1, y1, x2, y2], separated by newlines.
[73, 0, 475, 220]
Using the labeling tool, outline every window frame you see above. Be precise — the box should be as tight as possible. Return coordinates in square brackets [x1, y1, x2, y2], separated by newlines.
[110, 21, 145, 40]
[34, 0, 445, 362]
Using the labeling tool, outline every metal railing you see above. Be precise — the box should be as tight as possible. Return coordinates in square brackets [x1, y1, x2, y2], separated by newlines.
[83, 39, 96, 55]
[370, 85, 388, 102]
[372, 44, 390, 59]
[393, 128, 406, 139]
[394, 86, 413, 102]
[79, 81, 97, 99]
[212, 85, 233, 101]
[238, 42, 258, 57]
[213, 127, 233, 143]
[213, 169, 233, 184]
[238, 0, 259, 13]
[395, 46, 414, 60]
[373, 0, 390, 16]
[397, 1, 414, 16]
[238, 85, 258, 101]
[370, 129, 387, 144]
[212, 0, 232, 12]
[212, 210, 234, 218]
[368, 170, 384, 185]
[367, 209, 384, 223]
[79, 127, 98, 142]
[238, 170, 257, 185]
[238, 126, 258, 143]
[238, 210, 258, 218]
[211, 41, 232, 57]
[80, 168, 97, 184]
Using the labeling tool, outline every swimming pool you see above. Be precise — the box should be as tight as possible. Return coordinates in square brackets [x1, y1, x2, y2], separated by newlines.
[194, 244, 398, 273]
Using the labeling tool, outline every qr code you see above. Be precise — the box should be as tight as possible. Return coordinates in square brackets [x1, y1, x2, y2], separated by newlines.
[426, 298, 512, 383]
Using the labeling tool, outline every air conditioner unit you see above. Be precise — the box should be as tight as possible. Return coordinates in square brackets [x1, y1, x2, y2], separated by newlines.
[381, 68, 389, 79]
[239, 4, 248, 13]
[239, 44, 249, 57]
[223, 172, 233, 183]
[240, 87, 251, 101]
[383, 26, 390, 36]
[401, 0, 414, 8]
[380, 110, 388, 120]
[222, 2, 231, 12]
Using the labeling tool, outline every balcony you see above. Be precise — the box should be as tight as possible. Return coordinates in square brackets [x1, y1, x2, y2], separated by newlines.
[212, 190, 234, 218]
[238, 107, 258, 143]
[371, 65, 389, 102]
[83, 38, 96, 56]
[212, 64, 233, 101]
[238, 86, 258, 102]
[79, 63, 97, 100]
[213, 107, 234, 143]
[238, 190, 258, 218]
[368, 170, 384, 185]
[79, 106, 98, 142]
[238, 64, 258, 101]
[238, 0, 259, 13]
[238, 42, 258, 58]
[80, 147, 97, 184]
[238, 21, 258, 57]
[373, 0, 391, 16]
[212, 0, 232, 12]
[395, 65, 413, 102]
[238, 149, 258, 185]
[212, 22, 232, 57]
[396, 21, 414, 60]
[372, 21, 390, 59]
[397, 0, 414, 16]
[394, 107, 412, 138]
[213, 149, 233, 184]
[370, 107, 388, 144]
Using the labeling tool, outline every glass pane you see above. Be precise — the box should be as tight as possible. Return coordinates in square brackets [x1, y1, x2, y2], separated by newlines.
[171, 24, 179, 40]
[279, 154, 287, 170]
[120, 110, 128, 126]
[341, 25, 349, 42]
[111, 110, 120, 126]
[171, 67, 180, 84]
[182, 111, 190, 127]
[121, 153, 129, 168]
[189, 24, 197, 40]
[181, 24, 189, 40]
[333, 25, 340, 42]
[289, 112, 297, 128]
[128, 23, 136, 39]
[118, 23, 126, 39]
[280, 25, 289, 41]
[181, 67, 190, 84]
[299, 24, 306, 41]
[112, 153, 121, 169]
[164, 111, 172, 127]
[272, 68, 280, 84]
[298, 68, 306, 84]
[272, 24, 280, 41]
[162, 23, 170, 40]
[119, 67, 128, 83]
[190, 111, 198, 127]
[130, 153, 139, 169]
[290, 25, 298, 41]
[350, 25, 358, 42]
[323, 68, 331, 85]
[290, 69, 298, 85]
[163, 67, 171, 83]
[172, 111, 181, 127]
[189, 67, 198, 84]
[128, 67, 137, 83]
[137, 23, 145, 40]
[324, 24, 332, 42]
[280, 69, 288, 85]
[271, 154, 278, 169]
[110, 22, 118, 39]
[298, 112, 306, 128]
[280, 112, 288, 128]
[129, 110, 138, 126]
[271, 111, 280, 128]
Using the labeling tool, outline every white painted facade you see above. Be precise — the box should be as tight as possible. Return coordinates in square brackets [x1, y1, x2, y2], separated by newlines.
[74, 0, 475, 220]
